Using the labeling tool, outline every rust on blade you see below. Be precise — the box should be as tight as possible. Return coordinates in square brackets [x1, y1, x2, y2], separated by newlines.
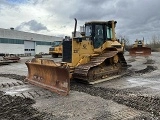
[25, 58, 70, 96]
[129, 47, 151, 56]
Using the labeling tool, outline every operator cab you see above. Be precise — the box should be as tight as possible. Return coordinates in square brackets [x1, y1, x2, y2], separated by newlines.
[137, 40, 143, 47]
[85, 21, 117, 48]
[51, 41, 62, 47]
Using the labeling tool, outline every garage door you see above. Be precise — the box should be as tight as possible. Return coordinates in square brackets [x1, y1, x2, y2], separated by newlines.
[24, 41, 35, 55]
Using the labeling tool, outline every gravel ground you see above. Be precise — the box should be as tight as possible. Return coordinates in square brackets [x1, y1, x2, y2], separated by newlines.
[0, 52, 160, 119]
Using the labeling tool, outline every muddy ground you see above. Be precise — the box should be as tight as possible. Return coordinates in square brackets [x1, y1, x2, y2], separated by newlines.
[0, 52, 160, 120]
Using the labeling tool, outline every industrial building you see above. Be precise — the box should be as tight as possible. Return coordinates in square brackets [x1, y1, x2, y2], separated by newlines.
[0, 28, 63, 56]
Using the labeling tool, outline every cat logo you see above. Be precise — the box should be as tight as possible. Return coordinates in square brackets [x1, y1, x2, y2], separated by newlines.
[82, 44, 87, 49]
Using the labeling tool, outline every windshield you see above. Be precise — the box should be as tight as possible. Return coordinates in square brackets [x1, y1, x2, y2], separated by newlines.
[94, 24, 104, 48]
[85, 25, 92, 36]
[51, 41, 62, 47]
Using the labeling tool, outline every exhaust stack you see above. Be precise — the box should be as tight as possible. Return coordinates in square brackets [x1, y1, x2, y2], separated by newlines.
[73, 18, 77, 37]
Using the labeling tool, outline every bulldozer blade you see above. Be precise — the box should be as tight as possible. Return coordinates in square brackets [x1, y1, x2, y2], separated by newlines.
[129, 47, 151, 56]
[25, 58, 70, 96]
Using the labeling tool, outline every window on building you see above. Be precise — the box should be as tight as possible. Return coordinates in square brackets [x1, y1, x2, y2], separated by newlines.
[36, 41, 52, 46]
[0, 38, 24, 44]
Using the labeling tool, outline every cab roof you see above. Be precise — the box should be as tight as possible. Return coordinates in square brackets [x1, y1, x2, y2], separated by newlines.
[85, 20, 117, 25]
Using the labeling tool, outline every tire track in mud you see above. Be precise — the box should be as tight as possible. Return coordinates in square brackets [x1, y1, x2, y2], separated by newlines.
[71, 65, 160, 119]
[0, 91, 40, 120]
[0, 81, 54, 99]
[0, 75, 65, 120]
[93, 108, 151, 120]
[0, 91, 66, 120]
[0, 65, 159, 119]
[0, 74, 26, 80]
[71, 83, 160, 118]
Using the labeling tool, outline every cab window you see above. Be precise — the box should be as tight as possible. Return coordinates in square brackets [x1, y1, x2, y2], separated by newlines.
[85, 25, 92, 36]
[52, 41, 61, 47]
[106, 26, 112, 40]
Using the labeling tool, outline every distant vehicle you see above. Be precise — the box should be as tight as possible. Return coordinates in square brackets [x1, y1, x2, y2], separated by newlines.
[0, 53, 5, 56]
[129, 39, 151, 57]
[49, 41, 62, 58]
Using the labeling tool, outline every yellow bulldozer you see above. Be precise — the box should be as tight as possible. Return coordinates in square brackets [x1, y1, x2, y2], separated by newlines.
[49, 41, 63, 58]
[25, 19, 127, 96]
[129, 39, 151, 57]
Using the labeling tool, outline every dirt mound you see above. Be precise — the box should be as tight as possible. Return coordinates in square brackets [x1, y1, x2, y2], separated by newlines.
[135, 65, 157, 74]
[0, 91, 39, 120]
[126, 65, 157, 77]
[0, 91, 62, 120]
[144, 59, 155, 64]
[127, 57, 136, 63]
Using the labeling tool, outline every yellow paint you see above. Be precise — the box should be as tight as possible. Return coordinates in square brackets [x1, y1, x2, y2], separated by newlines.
[71, 39, 94, 66]
[132, 39, 145, 48]
[49, 44, 62, 54]
[66, 20, 124, 67]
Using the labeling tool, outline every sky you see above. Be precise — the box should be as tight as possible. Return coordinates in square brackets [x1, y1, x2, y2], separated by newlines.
[0, 0, 160, 44]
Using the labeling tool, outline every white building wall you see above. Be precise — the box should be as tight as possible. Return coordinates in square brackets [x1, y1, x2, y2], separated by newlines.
[0, 28, 63, 55]
[24, 41, 35, 55]
[36, 45, 50, 54]
[0, 43, 24, 54]
[0, 28, 63, 42]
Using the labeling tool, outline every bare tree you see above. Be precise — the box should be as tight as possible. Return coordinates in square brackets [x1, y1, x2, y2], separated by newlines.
[118, 35, 130, 45]
[118, 35, 130, 51]
[148, 35, 160, 51]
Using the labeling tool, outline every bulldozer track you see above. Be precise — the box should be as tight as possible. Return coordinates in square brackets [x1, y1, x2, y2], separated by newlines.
[73, 51, 127, 82]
